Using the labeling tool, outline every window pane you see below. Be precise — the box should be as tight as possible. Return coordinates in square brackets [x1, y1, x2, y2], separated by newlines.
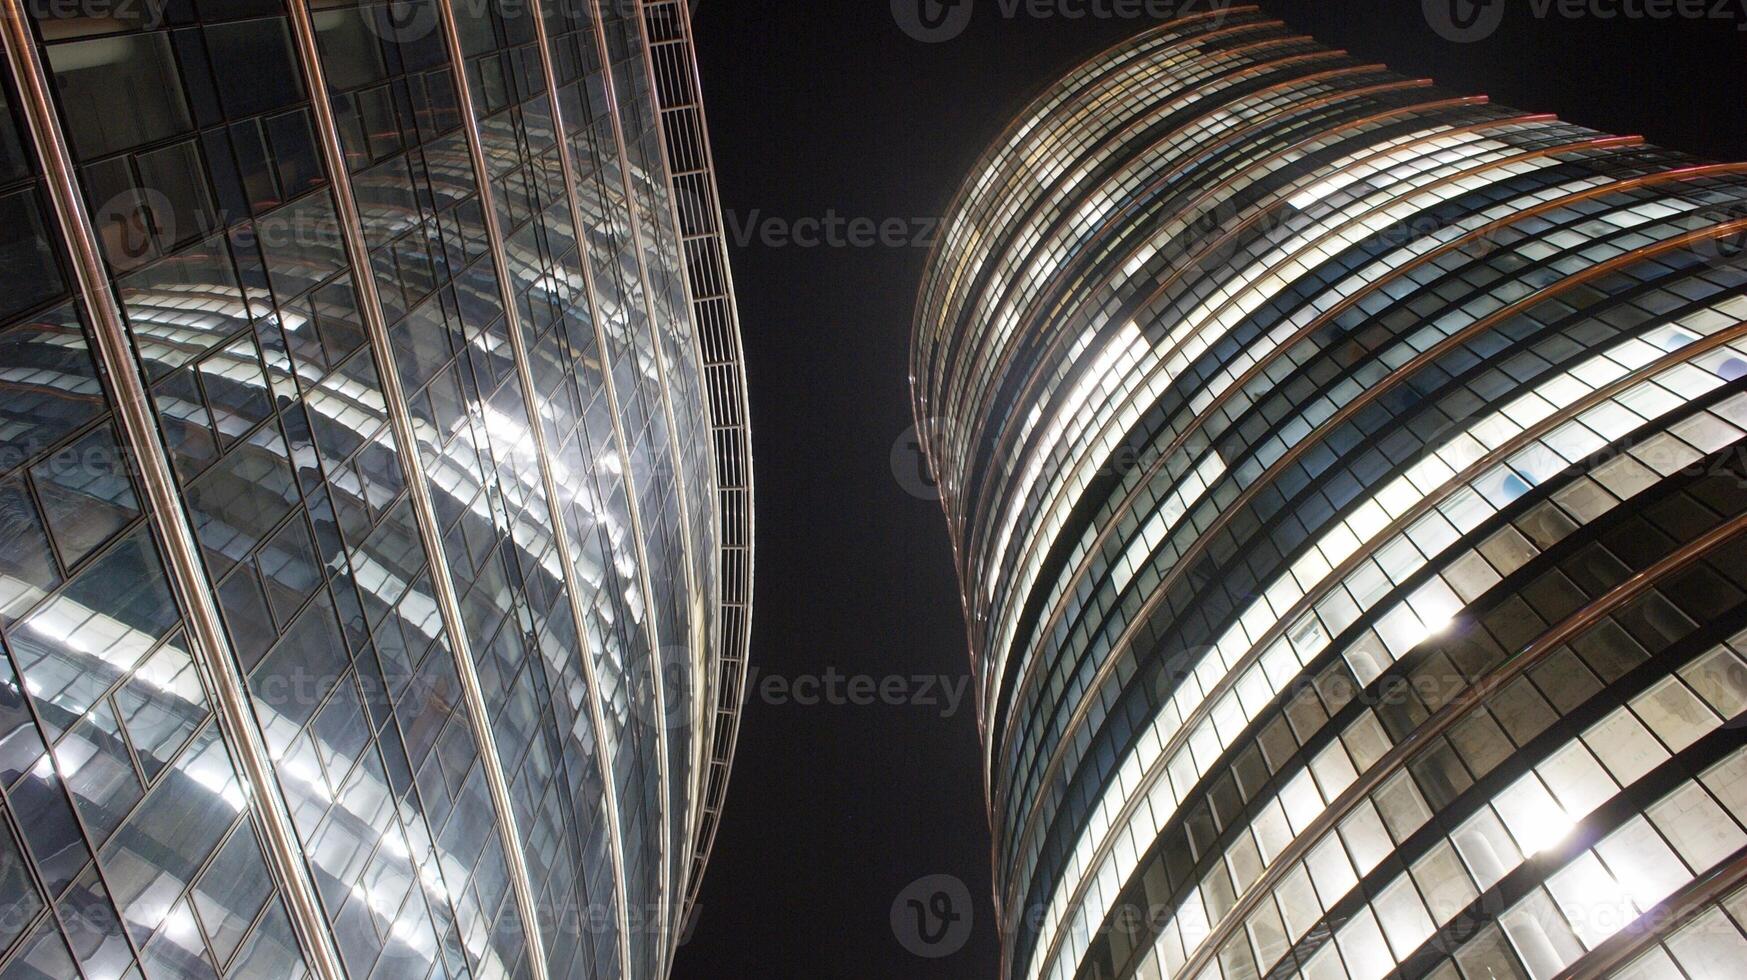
[48, 34, 191, 159]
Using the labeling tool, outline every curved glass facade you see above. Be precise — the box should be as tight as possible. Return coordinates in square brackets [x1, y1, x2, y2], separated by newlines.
[0, 0, 750, 976]
[912, 11, 1747, 980]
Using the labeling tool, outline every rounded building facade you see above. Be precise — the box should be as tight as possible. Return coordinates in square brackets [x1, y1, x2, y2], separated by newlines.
[0, 0, 750, 977]
[913, 10, 1747, 980]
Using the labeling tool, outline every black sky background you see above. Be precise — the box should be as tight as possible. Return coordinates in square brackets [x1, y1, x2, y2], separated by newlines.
[668, 3, 1747, 977]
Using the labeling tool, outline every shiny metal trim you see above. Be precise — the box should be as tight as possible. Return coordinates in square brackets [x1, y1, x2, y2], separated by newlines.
[993, 157, 1747, 784]
[477, 0, 639, 973]
[453, 0, 680, 971]
[1016, 215, 1747, 980]
[291, 3, 552, 976]
[578, 1, 692, 968]
[1095, 313, 1747, 980]
[1558, 848, 1747, 980]
[614, 1, 720, 944]
[637, 0, 756, 919]
[995, 127, 1636, 904]
[0, 4, 346, 978]
[1172, 509, 1747, 980]
[983, 86, 1483, 804]
[910, 5, 1270, 469]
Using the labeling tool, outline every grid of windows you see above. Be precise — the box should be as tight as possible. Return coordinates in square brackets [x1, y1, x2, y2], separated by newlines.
[914, 15, 1747, 980]
[0, 0, 749, 976]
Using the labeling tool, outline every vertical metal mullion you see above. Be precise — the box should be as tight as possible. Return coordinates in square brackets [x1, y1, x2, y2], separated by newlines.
[282, 4, 550, 979]
[0, 5, 347, 979]
[625, 1, 716, 906]
[637, 0, 755, 922]
[435, 0, 690, 971]
[445, 0, 678, 970]
[642, 1, 720, 905]
[577, 6, 702, 968]
[520, 0, 639, 975]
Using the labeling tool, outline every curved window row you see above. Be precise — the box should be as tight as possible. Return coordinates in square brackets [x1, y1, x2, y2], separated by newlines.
[964, 84, 1512, 729]
[984, 148, 1695, 768]
[1000, 177, 1747, 935]
[1087, 420, 1747, 980]
[988, 123, 1656, 838]
[1027, 342, 1747, 980]
[915, 16, 1747, 980]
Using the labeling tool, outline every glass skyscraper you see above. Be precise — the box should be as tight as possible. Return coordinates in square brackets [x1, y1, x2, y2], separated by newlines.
[0, 0, 750, 976]
[913, 9, 1747, 980]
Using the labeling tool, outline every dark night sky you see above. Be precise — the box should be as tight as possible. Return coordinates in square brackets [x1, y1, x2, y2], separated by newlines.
[668, 3, 1747, 978]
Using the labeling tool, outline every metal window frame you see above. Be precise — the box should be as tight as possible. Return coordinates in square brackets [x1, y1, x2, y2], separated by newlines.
[637, 0, 756, 929]
[0, 4, 348, 977]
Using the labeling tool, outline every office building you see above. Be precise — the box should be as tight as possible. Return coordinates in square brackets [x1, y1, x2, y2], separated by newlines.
[0, 0, 750, 976]
[913, 10, 1747, 980]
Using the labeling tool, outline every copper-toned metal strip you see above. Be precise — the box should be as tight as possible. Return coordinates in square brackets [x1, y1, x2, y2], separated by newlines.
[585, 12, 709, 967]
[955, 76, 1455, 727]
[410, 1, 592, 975]
[1076, 218, 1747, 725]
[943, 51, 1375, 554]
[1014, 199, 1747, 980]
[974, 84, 1484, 795]
[624, 0, 717, 918]
[1022, 308, 1747, 980]
[1098, 315, 1747, 979]
[997, 215, 1747, 867]
[958, 83, 1481, 585]
[0, 3, 346, 978]
[282, 2, 564, 978]
[913, 6, 1270, 428]
[990, 129, 1648, 851]
[579, 1, 715, 967]
[1165, 510, 1747, 980]
[1556, 846, 1747, 980]
[464, 0, 678, 971]
[924, 20, 1309, 422]
[1007, 160, 1747, 733]
[982, 110, 1562, 795]
[944, 60, 1405, 500]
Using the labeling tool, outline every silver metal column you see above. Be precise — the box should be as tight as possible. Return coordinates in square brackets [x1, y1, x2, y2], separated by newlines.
[282, 4, 552, 978]
[430, 0, 649, 971]
[519, 0, 641, 974]
[622, 0, 716, 902]
[635, 0, 756, 922]
[579, 6, 704, 966]
[0, 5, 347, 978]
[433, 0, 683, 968]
